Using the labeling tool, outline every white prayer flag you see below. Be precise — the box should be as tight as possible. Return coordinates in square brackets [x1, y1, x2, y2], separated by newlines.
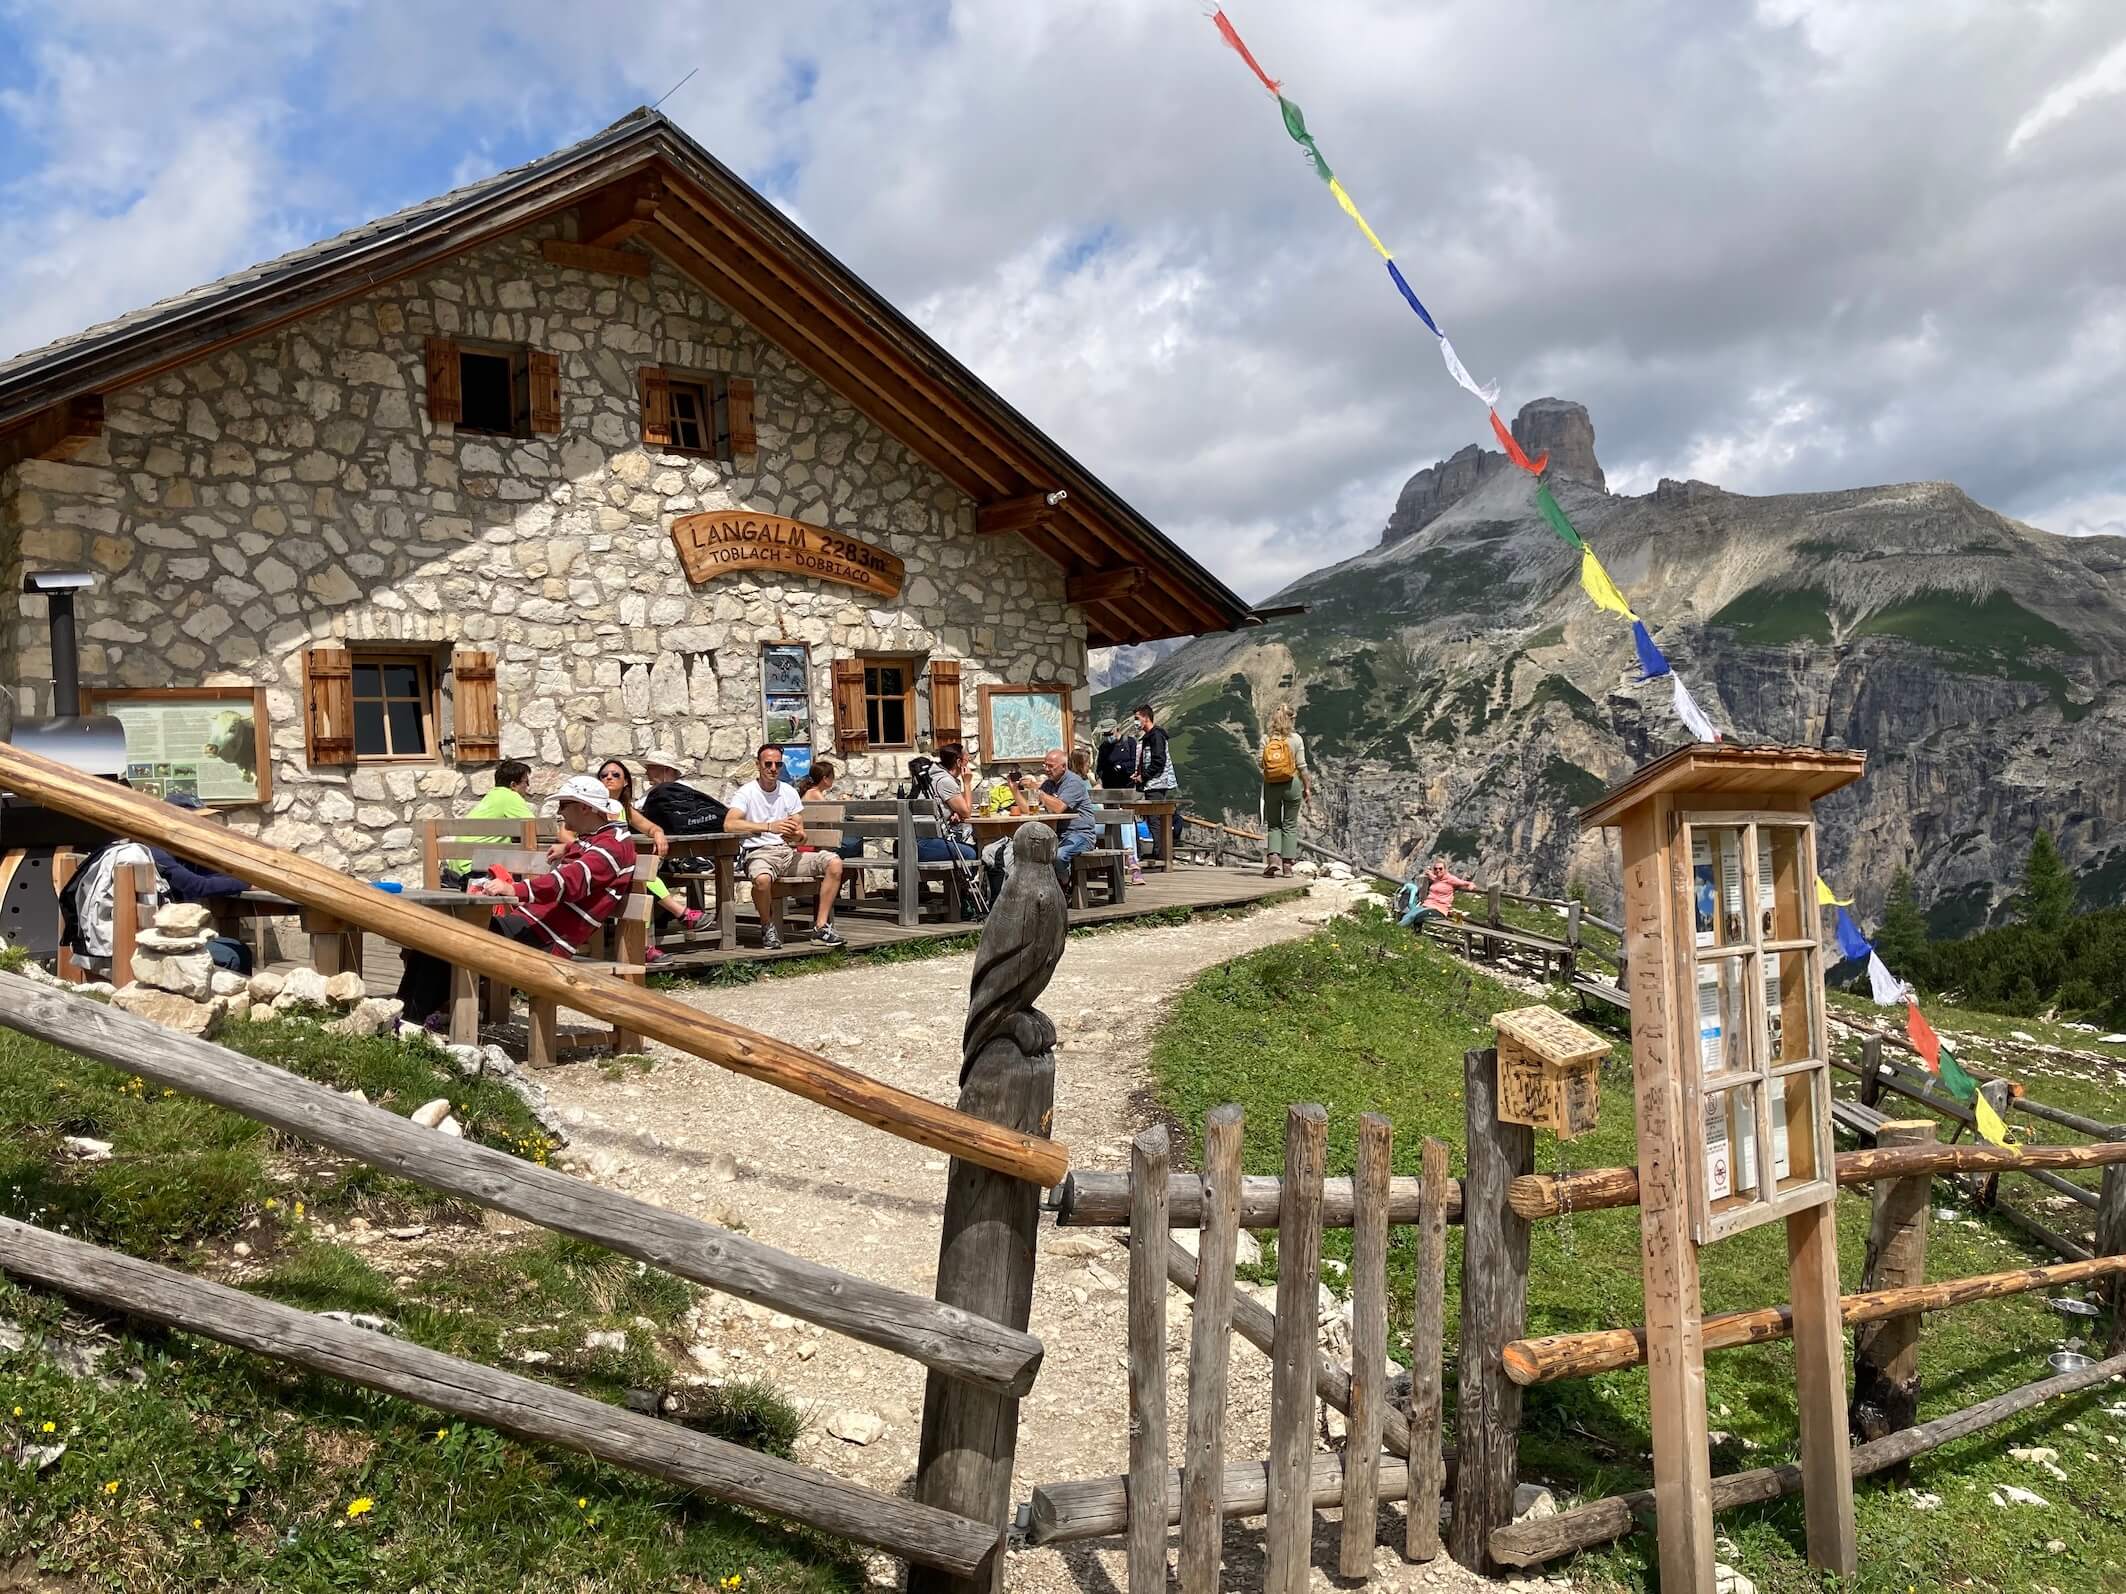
[1438, 334, 1500, 408]
[1671, 673, 1721, 742]
[1867, 951, 1908, 1007]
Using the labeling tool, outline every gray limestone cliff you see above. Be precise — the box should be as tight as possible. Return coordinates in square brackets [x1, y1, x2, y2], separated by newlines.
[1381, 398, 1603, 546]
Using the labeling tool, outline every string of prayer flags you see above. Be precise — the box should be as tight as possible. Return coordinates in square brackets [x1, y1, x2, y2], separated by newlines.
[1489, 406, 1550, 476]
[1535, 483, 1585, 550]
[1213, 8, 1282, 93]
[1816, 878, 1854, 907]
[1671, 675, 1722, 742]
[1866, 950, 1908, 1005]
[1632, 620, 1672, 679]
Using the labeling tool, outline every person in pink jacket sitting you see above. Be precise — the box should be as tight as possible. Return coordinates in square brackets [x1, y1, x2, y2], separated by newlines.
[1397, 856, 1474, 930]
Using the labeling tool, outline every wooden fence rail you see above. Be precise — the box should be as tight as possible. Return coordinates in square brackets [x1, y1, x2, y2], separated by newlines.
[0, 737, 1065, 1186]
[1055, 1171, 1465, 1228]
[0, 1215, 1000, 1575]
[0, 971, 1042, 1393]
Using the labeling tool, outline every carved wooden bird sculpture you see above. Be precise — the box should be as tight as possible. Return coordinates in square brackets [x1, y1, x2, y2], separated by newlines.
[961, 823, 1068, 1083]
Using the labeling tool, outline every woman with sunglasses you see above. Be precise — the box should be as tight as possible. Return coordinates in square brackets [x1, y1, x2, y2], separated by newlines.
[568, 758, 708, 956]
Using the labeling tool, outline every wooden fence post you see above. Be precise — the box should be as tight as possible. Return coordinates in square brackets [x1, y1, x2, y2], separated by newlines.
[50, 850, 83, 983]
[1265, 1104, 1327, 1594]
[1449, 1047, 1531, 1575]
[1127, 1126, 1171, 1594]
[1562, 901, 1582, 984]
[909, 836, 1066, 1594]
[1405, 1136, 1450, 1563]
[1849, 1120, 1935, 1469]
[1340, 1113, 1391, 1578]
[2100, 1160, 2126, 1357]
[1179, 1105, 1244, 1594]
[1856, 1036, 1885, 1111]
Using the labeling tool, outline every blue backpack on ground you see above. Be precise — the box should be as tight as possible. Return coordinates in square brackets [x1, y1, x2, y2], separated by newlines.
[1393, 878, 1423, 923]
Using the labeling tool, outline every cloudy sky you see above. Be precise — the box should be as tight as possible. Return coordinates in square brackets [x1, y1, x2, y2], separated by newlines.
[3, 0, 2124, 599]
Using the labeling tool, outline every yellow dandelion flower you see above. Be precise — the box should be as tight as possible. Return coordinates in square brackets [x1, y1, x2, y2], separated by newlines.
[435, 1427, 449, 1440]
[264, 1198, 279, 1210]
[193, 1518, 204, 1529]
[293, 1201, 305, 1218]
[104, 1480, 119, 1495]
[10, 1406, 20, 1417]
[40, 1421, 55, 1433]
[577, 1497, 588, 1509]
[346, 1497, 374, 1519]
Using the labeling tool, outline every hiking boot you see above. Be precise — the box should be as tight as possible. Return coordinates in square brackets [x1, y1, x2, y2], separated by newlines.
[812, 923, 846, 948]
[761, 926, 784, 951]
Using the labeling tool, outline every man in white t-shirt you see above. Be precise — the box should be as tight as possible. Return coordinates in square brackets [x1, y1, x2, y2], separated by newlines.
[725, 743, 844, 951]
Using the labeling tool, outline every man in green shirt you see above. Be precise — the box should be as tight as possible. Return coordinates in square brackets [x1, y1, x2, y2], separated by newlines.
[445, 760, 536, 883]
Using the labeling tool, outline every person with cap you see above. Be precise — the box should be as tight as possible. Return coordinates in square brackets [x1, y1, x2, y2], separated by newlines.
[394, 774, 640, 1029]
[585, 755, 707, 957]
[724, 742, 845, 951]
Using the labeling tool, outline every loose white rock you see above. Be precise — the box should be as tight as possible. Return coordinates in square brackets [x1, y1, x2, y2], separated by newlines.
[248, 969, 286, 1002]
[409, 1097, 453, 1129]
[826, 1409, 887, 1446]
[436, 1116, 464, 1139]
[154, 902, 214, 933]
[323, 970, 368, 1005]
[61, 1135, 114, 1161]
[275, 967, 331, 1008]
[584, 1330, 628, 1352]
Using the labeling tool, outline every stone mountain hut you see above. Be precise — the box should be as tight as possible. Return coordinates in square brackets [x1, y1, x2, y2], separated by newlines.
[0, 108, 1258, 872]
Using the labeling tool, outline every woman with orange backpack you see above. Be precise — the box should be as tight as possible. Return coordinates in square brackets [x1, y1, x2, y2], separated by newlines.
[1259, 703, 1313, 877]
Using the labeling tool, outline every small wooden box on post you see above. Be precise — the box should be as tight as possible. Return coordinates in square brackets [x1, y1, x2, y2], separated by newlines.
[1578, 742, 1866, 1591]
[1492, 1005, 1608, 1141]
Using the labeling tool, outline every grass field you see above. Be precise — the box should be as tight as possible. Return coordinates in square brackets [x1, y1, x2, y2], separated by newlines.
[0, 1004, 858, 1593]
[1146, 905, 2126, 1593]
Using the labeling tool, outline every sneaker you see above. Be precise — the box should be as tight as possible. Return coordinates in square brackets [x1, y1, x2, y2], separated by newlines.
[674, 906, 707, 931]
[644, 946, 668, 965]
[761, 926, 784, 951]
[812, 924, 846, 948]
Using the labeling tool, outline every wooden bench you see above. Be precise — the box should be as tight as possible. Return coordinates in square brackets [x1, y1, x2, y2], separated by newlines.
[514, 853, 658, 1068]
[836, 800, 975, 928]
[1831, 1096, 1890, 1147]
[1066, 808, 1134, 910]
[420, 816, 547, 888]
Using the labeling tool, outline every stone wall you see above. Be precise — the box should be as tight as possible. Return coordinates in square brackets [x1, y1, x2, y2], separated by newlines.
[0, 221, 1087, 873]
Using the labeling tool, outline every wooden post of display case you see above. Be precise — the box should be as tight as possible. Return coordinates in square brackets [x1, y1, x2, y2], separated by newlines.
[1580, 744, 1866, 1590]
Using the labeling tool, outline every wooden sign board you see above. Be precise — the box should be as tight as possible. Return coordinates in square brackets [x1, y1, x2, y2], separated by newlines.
[80, 685, 271, 806]
[670, 512, 904, 601]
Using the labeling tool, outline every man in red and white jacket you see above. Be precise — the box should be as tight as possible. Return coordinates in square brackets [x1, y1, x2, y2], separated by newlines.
[397, 775, 638, 1028]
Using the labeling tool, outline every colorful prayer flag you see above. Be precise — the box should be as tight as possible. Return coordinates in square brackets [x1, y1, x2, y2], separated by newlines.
[1279, 97, 1336, 183]
[1439, 334, 1499, 406]
[1631, 619, 1671, 678]
[1213, 10, 1282, 95]
[1937, 1046, 1983, 1106]
[1384, 260, 1441, 336]
[1834, 908, 1873, 963]
[1535, 482, 1585, 550]
[1906, 1001, 1940, 1068]
[1327, 177, 1390, 256]
[1579, 547, 1637, 620]
[1489, 407, 1550, 475]
[1671, 674, 1721, 742]
[1972, 1087, 2011, 1146]
[1866, 950, 1907, 1006]
[1815, 878, 1853, 907]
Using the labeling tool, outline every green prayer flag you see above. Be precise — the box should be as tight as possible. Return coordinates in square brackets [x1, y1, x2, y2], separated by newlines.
[1937, 1046, 1982, 1105]
[1277, 96, 1335, 183]
[1535, 484, 1585, 550]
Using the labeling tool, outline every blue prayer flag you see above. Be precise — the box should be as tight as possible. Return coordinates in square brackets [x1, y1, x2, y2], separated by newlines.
[1632, 620, 1672, 680]
[1834, 907, 1873, 964]
[1384, 259, 1442, 337]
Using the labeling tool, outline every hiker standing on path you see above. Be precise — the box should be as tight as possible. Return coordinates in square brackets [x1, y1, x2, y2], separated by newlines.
[1259, 704, 1312, 878]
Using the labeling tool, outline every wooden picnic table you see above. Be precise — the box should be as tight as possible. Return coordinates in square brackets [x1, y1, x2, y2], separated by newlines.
[1092, 790, 1179, 872]
[658, 833, 744, 952]
[968, 812, 1070, 849]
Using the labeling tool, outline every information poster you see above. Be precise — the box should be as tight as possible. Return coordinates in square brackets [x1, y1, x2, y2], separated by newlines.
[760, 643, 815, 774]
[91, 689, 267, 805]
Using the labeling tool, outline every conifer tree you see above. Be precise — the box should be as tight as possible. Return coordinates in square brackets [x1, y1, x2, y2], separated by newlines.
[2014, 830, 2074, 935]
[1873, 866, 1929, 973]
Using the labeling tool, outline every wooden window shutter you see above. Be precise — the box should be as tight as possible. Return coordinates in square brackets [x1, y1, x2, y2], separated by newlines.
[639, 365, 672, 447]
[832, 659, 869, 755]
[727, 377, 757, 456]
[928, 660, 963, 750]
[452, 650, 500, 762]
[528, 350, 561, 434]
[303, 647, 356, 766]
[424, 336, 462, 425]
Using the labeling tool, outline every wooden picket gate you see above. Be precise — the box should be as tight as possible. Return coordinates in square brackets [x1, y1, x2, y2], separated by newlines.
[1029, 1081, 1495, 1592]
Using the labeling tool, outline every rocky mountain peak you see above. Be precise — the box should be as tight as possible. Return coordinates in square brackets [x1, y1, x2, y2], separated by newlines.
[1380, 398, 1603, 546]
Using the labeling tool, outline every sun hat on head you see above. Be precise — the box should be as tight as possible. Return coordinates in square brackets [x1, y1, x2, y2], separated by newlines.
[643, 748, 684, 774]
[549, 773, 621, 817]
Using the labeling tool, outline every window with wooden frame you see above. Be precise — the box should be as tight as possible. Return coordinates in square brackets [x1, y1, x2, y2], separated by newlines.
[639, 366, 756, 462]
[1679, 813, 1834, 1243]
[424, 336, 560, 437]
[860, 655, 920, 751]
[350, 652, 437, 762]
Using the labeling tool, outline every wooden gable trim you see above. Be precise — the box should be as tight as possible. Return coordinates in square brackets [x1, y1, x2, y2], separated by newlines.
[578, 173, 666, 248]
[0, 396, 103, 475]
[1065, 565, 1146, 605]
[539, 239, 650, 277]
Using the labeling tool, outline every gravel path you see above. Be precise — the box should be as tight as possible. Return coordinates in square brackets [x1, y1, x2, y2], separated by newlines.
[540, 880, 1568, 1593]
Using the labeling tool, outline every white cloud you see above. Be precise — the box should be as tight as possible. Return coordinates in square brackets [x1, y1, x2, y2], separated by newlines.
[2008, 33, 2126, 152]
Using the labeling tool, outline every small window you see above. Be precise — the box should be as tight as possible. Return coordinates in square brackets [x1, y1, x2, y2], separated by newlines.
[862, 656, 918, 750]
[666, 374, 731, 460]
[458, 344, 530, 436]
[351, 653, 436, 761]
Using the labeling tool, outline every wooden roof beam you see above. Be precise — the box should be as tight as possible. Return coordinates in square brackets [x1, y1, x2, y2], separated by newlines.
[1065, 565, 1146, 605]
[0, 395, 103, 474]
[579, 174, 666, 248]
[978, 493, 1060, 537]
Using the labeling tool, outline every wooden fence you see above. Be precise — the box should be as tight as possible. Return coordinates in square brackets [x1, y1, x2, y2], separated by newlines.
[1024, 1049, 2126, 1583]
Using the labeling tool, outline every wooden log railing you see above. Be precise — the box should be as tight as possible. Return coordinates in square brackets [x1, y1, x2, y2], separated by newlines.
[0, 1215, 998, 1575]
[1054, 1170, 1465, 1227]
[1507, 1136, 2126, 1220]
[0, 970, 1042, 1393]
[1491, 1345, 2126, 1567]
[1502, 1253, 2126, 1386]
[0, 737, 1065, 1187]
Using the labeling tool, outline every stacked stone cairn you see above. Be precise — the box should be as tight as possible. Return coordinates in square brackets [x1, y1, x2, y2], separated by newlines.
[109, 902, 401, 1040]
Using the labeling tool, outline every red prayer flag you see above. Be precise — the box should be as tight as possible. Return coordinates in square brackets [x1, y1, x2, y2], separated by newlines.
[1213, 10, 1283, 95]
[1489, 407, 1549, 476]
[1906, 1001, 1941, 1070]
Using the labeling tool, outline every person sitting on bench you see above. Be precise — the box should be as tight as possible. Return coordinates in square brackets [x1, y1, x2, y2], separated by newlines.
[918, 745, 978, 862]
[1012, 747, 1098, 888]
[396, 775, 638, 1031]
[725, 744, 845, 951]
[1398, 856, 1474, 931]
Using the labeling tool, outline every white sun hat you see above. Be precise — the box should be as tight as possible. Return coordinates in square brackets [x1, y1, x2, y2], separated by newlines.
[643, 748, 685, 774]
[549, 773, 621, 817]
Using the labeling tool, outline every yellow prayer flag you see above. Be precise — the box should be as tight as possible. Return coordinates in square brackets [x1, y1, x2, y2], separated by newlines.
[1815, 878, 1853, 907]
[1579, 547, 1638, 622]
[1327, 178, 1392, 260]
[1973, 1091, 2012, 1148]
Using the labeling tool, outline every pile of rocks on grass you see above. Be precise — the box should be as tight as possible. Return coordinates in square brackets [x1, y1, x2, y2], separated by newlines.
[108, 903, 401, 1042]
